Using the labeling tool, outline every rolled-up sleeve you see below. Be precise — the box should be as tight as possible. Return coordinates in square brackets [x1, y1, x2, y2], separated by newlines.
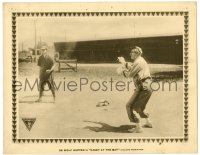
[49, 57, 54, 67]
[123, 62, 142, 78]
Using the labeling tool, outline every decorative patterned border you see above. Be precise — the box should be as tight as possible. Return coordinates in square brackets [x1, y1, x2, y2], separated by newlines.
[12, 11, 189, 143]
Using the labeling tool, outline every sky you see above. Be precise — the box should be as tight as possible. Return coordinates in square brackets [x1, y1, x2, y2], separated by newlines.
[18, 16, 184, 51]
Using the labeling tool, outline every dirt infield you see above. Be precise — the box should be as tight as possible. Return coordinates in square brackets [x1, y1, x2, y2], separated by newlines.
[18, 63, 183, 138]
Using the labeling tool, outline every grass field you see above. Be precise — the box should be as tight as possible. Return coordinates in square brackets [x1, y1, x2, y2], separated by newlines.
[18, 62, 183, 139]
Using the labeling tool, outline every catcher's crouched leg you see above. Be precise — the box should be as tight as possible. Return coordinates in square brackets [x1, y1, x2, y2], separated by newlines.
[132, 110, 141, 123]
[126, 103, 141, 123]
[126, 91, 141, 123]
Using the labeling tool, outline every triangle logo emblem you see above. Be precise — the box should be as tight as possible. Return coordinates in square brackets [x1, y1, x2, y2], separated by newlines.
[22, 118, 36, 131]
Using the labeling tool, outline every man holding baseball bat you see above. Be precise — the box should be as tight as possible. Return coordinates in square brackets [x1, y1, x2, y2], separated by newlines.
[36, 46, 56, 102]
[118, 46, 153, 133]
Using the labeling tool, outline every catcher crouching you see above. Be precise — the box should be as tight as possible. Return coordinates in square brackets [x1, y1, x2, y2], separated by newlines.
[118, 46, 153, 133]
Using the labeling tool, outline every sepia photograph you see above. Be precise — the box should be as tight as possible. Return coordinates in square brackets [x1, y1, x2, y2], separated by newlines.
[3, 2, 197, 154]
[17, 15, 184, 138]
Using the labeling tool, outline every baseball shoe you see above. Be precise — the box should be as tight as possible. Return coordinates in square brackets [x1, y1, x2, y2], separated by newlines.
[128, 127, 143, 133]
[142, 123, 153, 128]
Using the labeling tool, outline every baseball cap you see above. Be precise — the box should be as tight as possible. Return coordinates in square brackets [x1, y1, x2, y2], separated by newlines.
[131, 46, 143, 55]
[41, 46, 47, 50]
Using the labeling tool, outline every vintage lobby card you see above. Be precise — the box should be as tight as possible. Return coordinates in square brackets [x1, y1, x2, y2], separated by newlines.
[3, 2, 197, 154]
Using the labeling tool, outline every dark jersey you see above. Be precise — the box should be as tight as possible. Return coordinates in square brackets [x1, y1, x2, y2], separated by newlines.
[38, 55, 54, 80]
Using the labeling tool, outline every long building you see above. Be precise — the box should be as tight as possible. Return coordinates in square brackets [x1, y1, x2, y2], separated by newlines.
[54, 35, 183, 64]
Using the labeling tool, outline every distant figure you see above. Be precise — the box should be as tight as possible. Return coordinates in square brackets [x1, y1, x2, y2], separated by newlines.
[34, 57, 36, 62]
[118, 46, 153, 133]
[36, 46, 56, 102]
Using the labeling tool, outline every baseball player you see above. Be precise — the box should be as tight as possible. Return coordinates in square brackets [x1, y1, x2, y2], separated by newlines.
[118, 46, 153, 133]
[36, 46, 56, 102]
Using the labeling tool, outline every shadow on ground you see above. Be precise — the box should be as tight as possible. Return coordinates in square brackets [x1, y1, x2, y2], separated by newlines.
[84, 121, 135, 133]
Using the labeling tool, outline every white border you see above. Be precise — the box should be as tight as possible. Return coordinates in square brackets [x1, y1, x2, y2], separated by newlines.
[1, 0, 198, 154]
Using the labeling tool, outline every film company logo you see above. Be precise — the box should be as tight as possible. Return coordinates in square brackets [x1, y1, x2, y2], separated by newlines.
[22, 118, 36, 131]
